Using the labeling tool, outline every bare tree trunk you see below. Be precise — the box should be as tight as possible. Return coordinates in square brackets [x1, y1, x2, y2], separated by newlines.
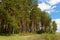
[21, 17, 27, 33]
[31, 21, 35, 33]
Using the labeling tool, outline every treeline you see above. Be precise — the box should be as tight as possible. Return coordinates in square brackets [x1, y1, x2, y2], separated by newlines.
[0, 0, 57, 34]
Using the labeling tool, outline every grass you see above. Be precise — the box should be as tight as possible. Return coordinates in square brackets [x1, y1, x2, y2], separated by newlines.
[41, 33, 57, 40]
[0, 33, 60, 40]
[0, 33, 40, 40]
[0, 34, 29, 40]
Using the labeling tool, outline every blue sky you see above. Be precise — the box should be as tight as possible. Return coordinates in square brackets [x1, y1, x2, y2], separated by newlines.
[38, 0, 60, 32]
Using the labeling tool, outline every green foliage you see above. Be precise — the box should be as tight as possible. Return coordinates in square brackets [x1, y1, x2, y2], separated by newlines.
[0, 0, 57, 34]
[52, 21, 57, 33]
[41, 33, 57, 40]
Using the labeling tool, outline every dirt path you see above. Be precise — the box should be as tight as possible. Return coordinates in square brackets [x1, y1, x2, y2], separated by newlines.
[20, 35, 43, 40]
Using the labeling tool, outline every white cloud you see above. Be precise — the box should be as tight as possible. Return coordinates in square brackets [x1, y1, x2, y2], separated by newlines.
[55, 11, 60, 12]
[48, 0, 60, 5]
[53, 19, 60, 32]
[52, 6, 56, 9]
[38, 0, 59, 14]
[38, 3, 51, 11]
[45, 11, 51, 14]
[38, 3, 56, 13]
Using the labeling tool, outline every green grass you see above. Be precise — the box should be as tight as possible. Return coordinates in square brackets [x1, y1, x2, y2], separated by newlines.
[40, 33, 56, 40]
[0, 33, 40, 40]
[0, 35, 29, 40]
[0, 33, 60, 40]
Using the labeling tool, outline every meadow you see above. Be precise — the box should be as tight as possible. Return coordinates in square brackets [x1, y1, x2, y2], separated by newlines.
[0, 33, 60, 40]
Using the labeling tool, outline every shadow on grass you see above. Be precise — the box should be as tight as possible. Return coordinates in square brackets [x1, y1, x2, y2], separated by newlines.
[0, 33, 12, 36]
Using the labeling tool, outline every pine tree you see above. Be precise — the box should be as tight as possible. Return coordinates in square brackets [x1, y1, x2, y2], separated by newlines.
[52, 21, 57, 33]
[0, 0, 57, 34]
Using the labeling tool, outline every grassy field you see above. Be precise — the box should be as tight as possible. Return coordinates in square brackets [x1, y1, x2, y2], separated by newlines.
[0, 33, 60, 40]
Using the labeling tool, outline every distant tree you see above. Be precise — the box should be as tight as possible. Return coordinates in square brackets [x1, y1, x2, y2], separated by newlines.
[52, 21, 57, 33]
[40, 11, 51, 33]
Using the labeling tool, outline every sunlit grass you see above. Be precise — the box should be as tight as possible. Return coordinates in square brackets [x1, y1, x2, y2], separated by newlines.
[0, 33, 60, 40]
